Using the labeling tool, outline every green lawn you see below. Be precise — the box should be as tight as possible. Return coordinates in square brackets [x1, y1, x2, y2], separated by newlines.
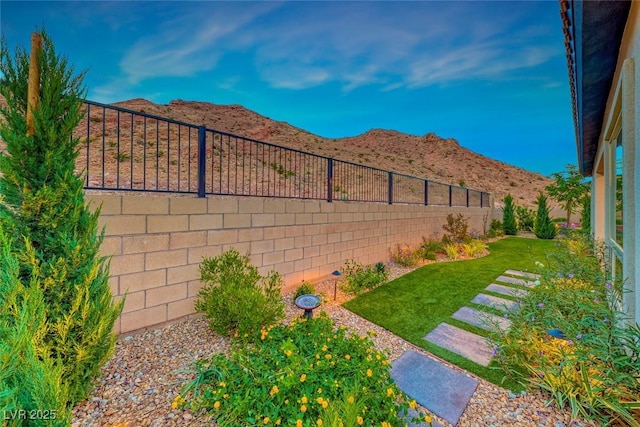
[343, 237, 557, 389]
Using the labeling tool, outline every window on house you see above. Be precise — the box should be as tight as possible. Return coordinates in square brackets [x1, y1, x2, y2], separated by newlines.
[614, 135, 623, 247]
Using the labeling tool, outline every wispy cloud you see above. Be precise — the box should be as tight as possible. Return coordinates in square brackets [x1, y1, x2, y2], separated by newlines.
[241, 2, 559, 91]
[119, 2, 279, 83]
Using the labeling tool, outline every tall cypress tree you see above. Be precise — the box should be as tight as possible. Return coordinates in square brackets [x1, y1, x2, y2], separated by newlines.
[533, 193, 557, 239]
[502, 194, 517, 235]
[0, 32, 123, 406]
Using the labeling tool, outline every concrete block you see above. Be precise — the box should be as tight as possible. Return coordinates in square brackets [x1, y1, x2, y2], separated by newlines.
[189, 214, 223, 231]
[119, 269, 167, 293]
[123, 234, 169, 254]
[187, 246, 223, 264]
[145, 249, 188, 270]
[167, 263, 200, 285]
[207, 229, 238, 245]
[110, 254, 145, 276]
[120, 305, 166, 333]
[208, 197, 238, 214]
[170, 197, 207, 214]
[100, 215, 146, 236]
[147, 215, 189, 233]
[146, 282, 188, 307]
[123, 196, 168, 215]
[168, 297, 196, 320]
[223, 213, 251, 228]
[170, 231, 207, 249]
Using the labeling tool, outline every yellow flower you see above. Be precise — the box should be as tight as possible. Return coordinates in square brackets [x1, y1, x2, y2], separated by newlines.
[345, 354, 351, 360]
[424, 415, 433, 423]
[366, 369, 373, 377]
[300, 374, 307, 382]
[270, 385, 279, 396]
[301, 396, 308, 404]
[263, 417, 270, 424]
[317, 388, 322, 394]
[386, 388, 394, 397]
[347, 395, 355, 404]
[219, 382, 226, 387]
[301, 404, 307, 413]
[409, 400, 417, 409]
[322, 345, 328, 352]
[285, 349, 293, 357]
[381, 422, 391, 427]
[317, 419, 323, 426]
[275, 420, 281, 425]
[325, 353, 332, 360]
[223, 393, 229, 399]
[357, 416, 364, 425]
[213, 401, 221, 409]
[317, 397, 324, 405]
[296, 421, 303, 427]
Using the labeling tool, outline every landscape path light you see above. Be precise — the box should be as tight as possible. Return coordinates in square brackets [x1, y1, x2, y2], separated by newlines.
[332, 270, 342, 301]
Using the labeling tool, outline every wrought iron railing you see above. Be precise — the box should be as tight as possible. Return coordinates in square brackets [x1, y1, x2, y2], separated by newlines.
[75, 100, 490, 207]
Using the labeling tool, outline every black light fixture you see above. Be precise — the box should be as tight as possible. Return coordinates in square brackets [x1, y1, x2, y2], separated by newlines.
[332, 270, 342, 301]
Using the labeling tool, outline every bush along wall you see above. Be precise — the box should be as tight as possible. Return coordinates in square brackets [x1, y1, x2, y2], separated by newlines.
[0, 32, 123, 422]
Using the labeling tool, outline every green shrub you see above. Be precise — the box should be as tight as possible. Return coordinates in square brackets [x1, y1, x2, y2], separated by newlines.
[0, 32, 122, 406]
[340, 259, 388, 295]
[294, 281, 316, 302]
[195, 249, 285, 339]
[389, 244, 421, 267]
[442, 213, 470, 243]
[492, 235, 640, 425]
[515, 205, 535, 231]
[502, 194, 517, 235]
[182, 313, 431, 426]
[487, 219, 504, 238]
[417, 237, 443, 261]
[533, 193, 557, 240]
[0, 231, 69, 426]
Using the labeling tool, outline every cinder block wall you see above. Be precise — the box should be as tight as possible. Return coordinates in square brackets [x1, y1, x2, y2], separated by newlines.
[88, 192, 493, 334]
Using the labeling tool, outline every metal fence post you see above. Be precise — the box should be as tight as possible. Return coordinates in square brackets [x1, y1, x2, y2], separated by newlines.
[449, 185, 453, 207]
[388, 172, 393, 204]
[197, 126, 206, 198]
[327, 158, 333, 203]
[466, 188, 470, 207]
[424, 180, 429, 206]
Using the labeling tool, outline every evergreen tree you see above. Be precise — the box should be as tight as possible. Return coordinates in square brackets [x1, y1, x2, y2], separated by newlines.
[502, 194, 517, 235]
[0, 32, 123, 406]
[533, 193, 557, 239]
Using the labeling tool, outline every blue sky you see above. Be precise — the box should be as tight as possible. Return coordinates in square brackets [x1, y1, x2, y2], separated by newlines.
[1, 1, 575, 176]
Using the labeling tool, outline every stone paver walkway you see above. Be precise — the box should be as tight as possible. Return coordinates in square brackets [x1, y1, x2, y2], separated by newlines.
[451, 306, 511, 332]
[392, 350, 477, 426]
[394, 270, 539, 425]
[471, 293, 518, 312]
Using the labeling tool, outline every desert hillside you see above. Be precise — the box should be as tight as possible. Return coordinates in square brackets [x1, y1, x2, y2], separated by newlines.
[113, 98, 552, 207]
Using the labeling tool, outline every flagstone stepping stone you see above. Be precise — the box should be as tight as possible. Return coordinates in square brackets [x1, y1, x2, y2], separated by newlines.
[424, 323, 494, 366]
[451, 306, 511, 332]
[505, 269, 540, 279]
[485, 283, 529, 299]
[496, 275, 536, 288]
[392, 349, 478, 426]
[471, 293, 518, 312]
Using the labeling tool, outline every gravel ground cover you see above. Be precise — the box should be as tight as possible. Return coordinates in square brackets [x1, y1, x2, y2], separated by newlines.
[72, 263, 595, 427]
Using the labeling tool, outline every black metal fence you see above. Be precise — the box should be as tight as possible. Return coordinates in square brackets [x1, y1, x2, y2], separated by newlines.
[76, 100, 490, 207]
